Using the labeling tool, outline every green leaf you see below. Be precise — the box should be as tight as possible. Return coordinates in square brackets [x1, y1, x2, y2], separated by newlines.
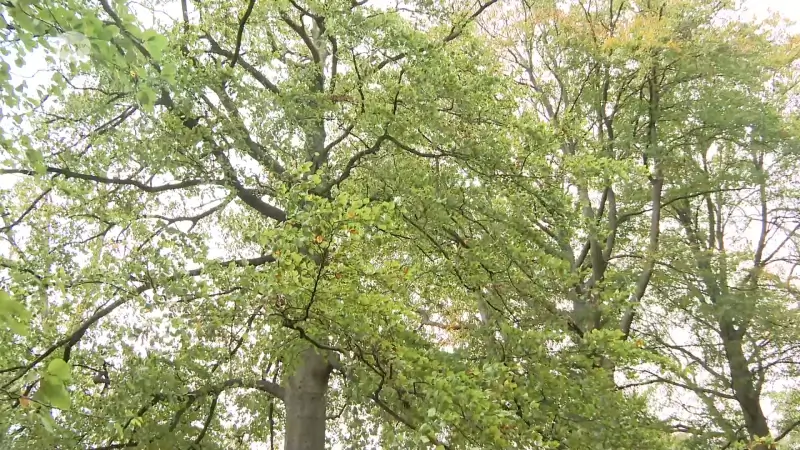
[38, 376, 71, 410]
[142, 30, 167, 60]
[0, 290, 13, 310]
[39, 410, 56, 433]
[106, 24, 120, 38]
[24, 147, 46, 174]
[136, 85, 157, 110]
[6, 318, 28, 336]
[161, 61, 177, 84]
[47, 359, 72, 382]
[0, 290, 30, 336]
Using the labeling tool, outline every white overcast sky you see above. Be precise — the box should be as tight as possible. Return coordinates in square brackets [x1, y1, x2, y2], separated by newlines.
[744, 0, 800, 25]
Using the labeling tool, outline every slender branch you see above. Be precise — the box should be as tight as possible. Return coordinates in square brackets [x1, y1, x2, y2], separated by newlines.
[186, 254, 276, 277]
[1, 297, 129, 390]
[386, 135, 452, 158]
[205, 34, 280, 93]
[616, 187, 746, 224]
[776, 418, 800, 442]
[0, 188, 51, 232]
[442, 0, 499, 42]
[279, 11, 320, 63]
[230, 0, 256, 68]
[192, 395, 218, 447]
[98, 0, 157, 66]
[616, 378, 662, 390]
[635, 369, 736, 400]
[143, 198, 230, 227]
[214, 87, 285, 174]
[322, 123, 355, 155]
[373, 0, 499, 71]
[172, 378, 285, 431]
[1, 168, 205, 193]
[316, 135, 387, 194]
[372, 387, 450, 449]
[761, 223, 800, 266]
[2, 255, 276, 385]
[88, 443, 138, 450]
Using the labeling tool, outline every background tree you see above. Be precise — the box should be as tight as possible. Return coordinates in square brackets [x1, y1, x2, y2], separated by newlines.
[487, 0, 800, 448]
[0, 0, 523, 448]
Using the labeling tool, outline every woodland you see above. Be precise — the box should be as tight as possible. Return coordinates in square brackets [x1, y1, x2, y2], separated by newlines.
[1, 0, 800, 449]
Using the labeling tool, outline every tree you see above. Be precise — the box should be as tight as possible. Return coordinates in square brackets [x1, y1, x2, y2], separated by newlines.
[1, 0, 675, 446]
[2, 0, 799, 449]
[0, 0, 519, 448]
[487, 0, 800, 448]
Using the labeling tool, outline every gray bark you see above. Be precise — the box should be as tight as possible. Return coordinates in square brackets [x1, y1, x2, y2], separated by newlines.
[284, 347, 332, 450]
[720, 320, 771, 443]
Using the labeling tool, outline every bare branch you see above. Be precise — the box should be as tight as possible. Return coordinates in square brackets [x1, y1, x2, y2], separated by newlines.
[279, 11, 320, 63]
[231, 0, 257, 68]
[0, 188, 51, 232]
[776, 418, 800, 442]
[1, 168, 205, 193]
[316, 135, 387, 194]
[205, 34, 280, 93]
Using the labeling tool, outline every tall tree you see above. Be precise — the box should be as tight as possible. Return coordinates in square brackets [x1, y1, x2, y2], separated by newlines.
[0, 0, 665, 448]
[0, 1, 521, 448]
[488, 0, 800, 448]
[2, 0, 798, 449]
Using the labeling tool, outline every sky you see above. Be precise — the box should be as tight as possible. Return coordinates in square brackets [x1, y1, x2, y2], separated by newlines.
[746, 0, 800, 23]
[738, 0, 800, 35]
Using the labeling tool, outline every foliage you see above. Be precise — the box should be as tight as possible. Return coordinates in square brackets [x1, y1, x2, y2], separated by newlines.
[0, 0, 798, 449]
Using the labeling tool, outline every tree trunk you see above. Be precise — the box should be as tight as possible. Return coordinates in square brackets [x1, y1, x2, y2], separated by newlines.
[284, 346, 332, 450]
[720, 321, 770, 443]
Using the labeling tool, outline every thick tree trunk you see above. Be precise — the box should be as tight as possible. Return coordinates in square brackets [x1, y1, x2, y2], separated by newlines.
[284, 347, 332, 450]
[720, 321, 770, 443]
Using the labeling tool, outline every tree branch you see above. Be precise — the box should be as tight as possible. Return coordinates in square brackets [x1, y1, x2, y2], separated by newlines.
[230, 0, 256, 68]
[316, 134, 387, 194]
[192, 395, 218, 447]
[205, 34, 280, 93]
[278, 11, 320, 63]
[2, 255, 276, 387]
[620, 174, 663, 339]
[0, 188, 51, 232]
[374, 0, 499, 71]
[1, 168, 205, 193]
[209, 147, 287, 222]
[776, 417, 800, 442]
[214, 87, 286, 174]
[636, 369, 736, 400]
